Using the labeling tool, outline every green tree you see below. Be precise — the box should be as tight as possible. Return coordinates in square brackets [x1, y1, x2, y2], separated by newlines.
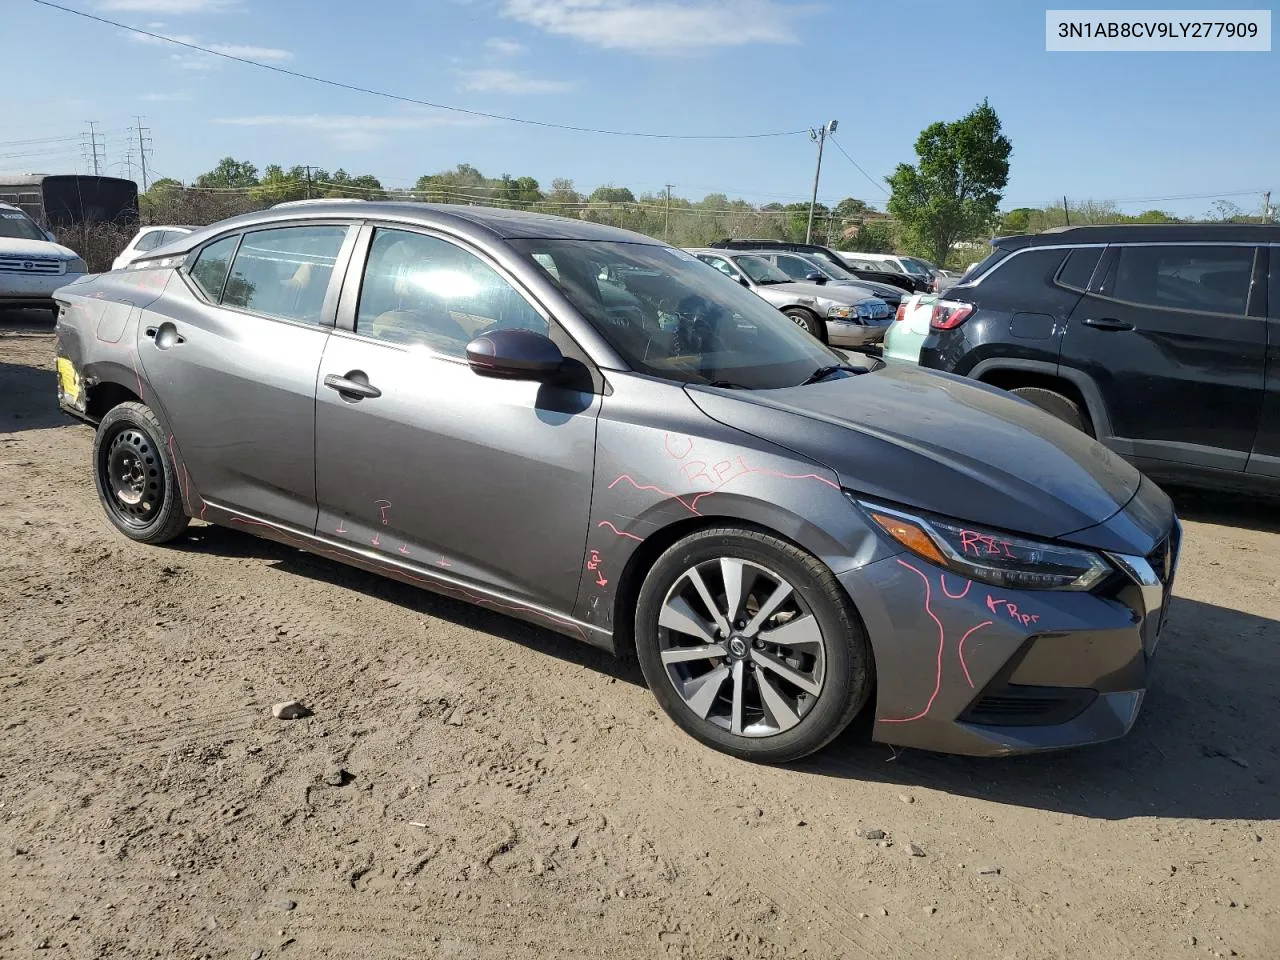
[887, 99, 1011, 267]
[852, 221, 894, 253]
[195, 157, 259, 189]
[588, 185, 636, 204]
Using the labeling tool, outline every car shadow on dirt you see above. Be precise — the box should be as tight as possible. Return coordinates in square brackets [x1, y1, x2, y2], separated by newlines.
[1169, 488, 1280, 535]
[0, 360, 68, 432]
[174, 523, 1277, 824]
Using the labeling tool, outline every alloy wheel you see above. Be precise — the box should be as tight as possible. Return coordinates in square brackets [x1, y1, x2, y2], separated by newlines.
[657, 557, 826, 737]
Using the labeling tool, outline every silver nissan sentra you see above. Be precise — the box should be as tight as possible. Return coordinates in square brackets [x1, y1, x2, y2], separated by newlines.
[53, 201, 1180, 763]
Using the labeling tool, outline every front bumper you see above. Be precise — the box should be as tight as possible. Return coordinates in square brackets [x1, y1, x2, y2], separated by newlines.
[838, 522, 1179, 756]
[0, 270, 83, 305]
[826, 318, 889, 347]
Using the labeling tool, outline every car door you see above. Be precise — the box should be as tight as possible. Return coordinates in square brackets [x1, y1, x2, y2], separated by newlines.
[1247, 245, 1280, 479]
[313, 224, 600, 611]
[1060, 241, 1267, 472]
[138, 222, 356, 529]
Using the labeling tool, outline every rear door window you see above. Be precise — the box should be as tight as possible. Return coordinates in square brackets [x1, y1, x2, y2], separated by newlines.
[222, 224, 349, 324]
[1110, 245, 1255, 315]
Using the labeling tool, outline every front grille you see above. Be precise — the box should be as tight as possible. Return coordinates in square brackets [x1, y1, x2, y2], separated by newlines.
[961, 685, 1097, 727]
[0, 256, 63, 275]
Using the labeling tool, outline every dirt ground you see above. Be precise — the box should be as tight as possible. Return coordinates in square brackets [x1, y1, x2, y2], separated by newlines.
[1, 314, 1277, 960]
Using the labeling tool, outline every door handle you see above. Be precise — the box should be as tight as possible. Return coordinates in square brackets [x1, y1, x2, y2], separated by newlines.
[1081, 317, 1134, 332]
[145, 322, 185, 347]
[323, 372, 381, 400]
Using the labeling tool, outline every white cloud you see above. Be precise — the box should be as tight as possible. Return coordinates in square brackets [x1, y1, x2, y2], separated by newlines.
[125, 29, 292, 69]
[456, 68, 573, 94]
[484, 37, 527, 56]
[501, 0, 802, 54]
[98, 0, 239, 12]
[214, 111, 489, 148]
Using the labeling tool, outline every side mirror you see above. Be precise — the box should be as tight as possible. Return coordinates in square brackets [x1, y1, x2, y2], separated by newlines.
[805, 272, 827, 284]
[737, 275, 750, 287]
[466, 328, 564, 380]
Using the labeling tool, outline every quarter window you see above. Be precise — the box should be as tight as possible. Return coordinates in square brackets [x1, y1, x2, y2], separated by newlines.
[355, 228, 548, 357]
[222, 225, 348, 324]
[1055, 246, 1104, 291]
[188, 234, 239, 302]
[1110, 245, 1254, 315]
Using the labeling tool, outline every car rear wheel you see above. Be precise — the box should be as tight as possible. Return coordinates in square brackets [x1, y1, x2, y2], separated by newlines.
[783, 307, 825, 342]
[634, 527, 872, 762]
[1009, 386, 1094, 437]
[93, 401, 190, 544]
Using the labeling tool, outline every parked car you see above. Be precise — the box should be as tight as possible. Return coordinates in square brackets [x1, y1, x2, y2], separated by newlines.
[852, 252, 938, 287]
[747, 251, 904, 311]
[0, 202, 87, 312]
[112, 225, 194, 271]
[882, 292, 936, 364]
[685, 247, 891, 346]
[919, 223, 1280, 496]
[54, 202, 1180, 762]
[707, 238, 926, 294]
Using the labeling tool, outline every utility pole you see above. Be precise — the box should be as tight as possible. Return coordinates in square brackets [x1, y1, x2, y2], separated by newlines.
[806, 120, 837, 244]
[84, 121, 104, 176]
[133, 116, 151, 191]
[1263, 190, 1272, 223]
[305, 165, 313, 199]
[663, 183, 674, 240]
[1063, 195, 1070, 226]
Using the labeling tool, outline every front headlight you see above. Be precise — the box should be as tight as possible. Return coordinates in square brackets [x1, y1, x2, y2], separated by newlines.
[854, 498, 1110, 591]
[66, 257, 88, 274]
[826, 304, 855, 319]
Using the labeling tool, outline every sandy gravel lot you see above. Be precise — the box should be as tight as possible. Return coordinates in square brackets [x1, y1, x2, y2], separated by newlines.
[2, 315, 1277, 959]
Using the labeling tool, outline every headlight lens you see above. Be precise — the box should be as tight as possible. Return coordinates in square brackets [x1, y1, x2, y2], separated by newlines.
[66, 257, 88, 274]
[826, 304, 855, 319]
[855, 499, 1111, 591]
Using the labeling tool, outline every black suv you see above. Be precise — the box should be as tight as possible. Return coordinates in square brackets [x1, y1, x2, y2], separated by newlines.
[707, 239, 930, 294]
[919, 224, 1280, 495]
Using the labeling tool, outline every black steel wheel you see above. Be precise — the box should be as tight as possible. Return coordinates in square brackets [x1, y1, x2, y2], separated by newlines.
[93, 401, 190, 544]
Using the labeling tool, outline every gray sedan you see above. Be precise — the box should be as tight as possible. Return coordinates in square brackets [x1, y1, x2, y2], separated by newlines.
[685, 248, 892, 347]
[53, 202, 1179, 763]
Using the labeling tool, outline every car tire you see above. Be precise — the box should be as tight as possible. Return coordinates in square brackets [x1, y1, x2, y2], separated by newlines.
[1008, 386, 1095, 436]
[634, 527, 873, 763]
[93, 401, 190, 544]
[783, 307, 825, 342]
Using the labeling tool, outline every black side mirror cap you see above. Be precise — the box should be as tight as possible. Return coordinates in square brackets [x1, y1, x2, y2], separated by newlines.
[805, 272, 827, 284]
[466, 328, 565, 380]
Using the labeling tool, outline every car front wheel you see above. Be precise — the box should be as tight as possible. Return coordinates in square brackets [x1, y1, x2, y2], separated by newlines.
[92, 401, 190, 544]
[635, 527, 872, 762]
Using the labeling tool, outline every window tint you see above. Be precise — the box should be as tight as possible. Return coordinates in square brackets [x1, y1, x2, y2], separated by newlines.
[1055, 246, 1104, 290]
[1111, 245, 1254, 315]
[355, 228, 548, 356]
[972, 248, 1068, 296]
[134, 230, 165, 252]
[963, 247, 1010, 281]
[222, 225, 348, 324]
[188, 234, 238, 301]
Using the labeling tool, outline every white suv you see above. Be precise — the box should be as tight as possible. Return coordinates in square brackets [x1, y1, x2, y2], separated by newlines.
[0, 203, 87, 311]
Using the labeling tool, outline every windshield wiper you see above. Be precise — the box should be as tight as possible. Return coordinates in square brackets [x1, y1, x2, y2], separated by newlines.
[799, 364, 865, 385]
[705, 379, 748, 389]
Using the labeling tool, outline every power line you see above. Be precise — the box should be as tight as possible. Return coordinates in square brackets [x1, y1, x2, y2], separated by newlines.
[828, 135, 889, 196]
[29, 0, 809, 142]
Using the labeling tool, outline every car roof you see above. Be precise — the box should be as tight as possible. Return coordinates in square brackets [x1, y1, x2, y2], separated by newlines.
[995, 223, 1280, 249]
[156, 201, 662, 255]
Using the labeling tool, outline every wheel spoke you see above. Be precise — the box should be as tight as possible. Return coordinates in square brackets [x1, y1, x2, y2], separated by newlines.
[750, 648, 821, 697]
[756, 670, 801, 732]
[683, 664, 730, 719]
[685, 566, 730, 637]
[720, 558, 747, 625]
[742, 581, 793, 637]
[730, 660, 745, 735]
[659, 595, 718, 644]
[660, 643, 726, 665]
[758, 613, 823, 652]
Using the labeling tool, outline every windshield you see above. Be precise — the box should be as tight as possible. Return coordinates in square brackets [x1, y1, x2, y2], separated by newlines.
[0, 210, 48, 242]
[511, 239, 842, 390]
[734, 255, 791, 284]
[773, 254, 832, 281]
[896, 258, 927, 275]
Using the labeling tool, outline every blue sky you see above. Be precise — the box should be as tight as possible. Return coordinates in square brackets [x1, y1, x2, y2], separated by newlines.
[5, 0, 1277, 216]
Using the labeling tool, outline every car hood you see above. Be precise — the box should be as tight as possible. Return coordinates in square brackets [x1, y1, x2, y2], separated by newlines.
[687, 364, 1141, 540]
[763, 281, 879, 304]
[0, 238, 78, 260]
